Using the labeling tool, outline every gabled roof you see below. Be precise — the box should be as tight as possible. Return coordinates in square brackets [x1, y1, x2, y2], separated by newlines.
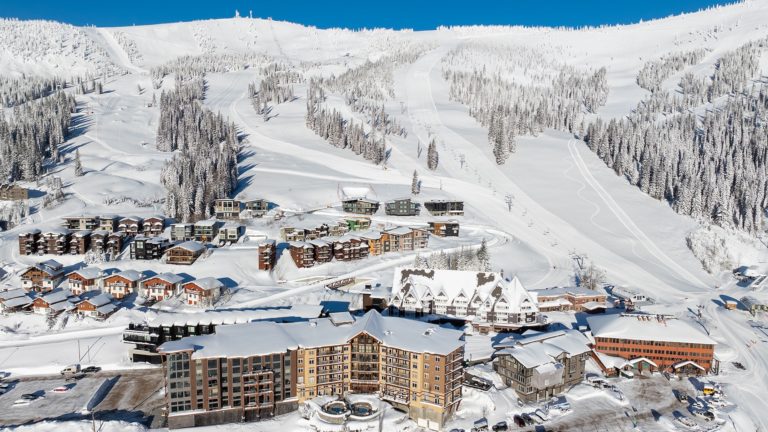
[81, 292, 114, 307]
[385, 226, 412, 236]
[149, 272, 184, 285]
[39, 289, 74, 305]
[496, 329, 591, 369]
[169, 241, 205, 253]
[0, 288, 28, 301]
[67, 267, 102, 280]
[184, 277, 223, 291]
[108, 269, 144, 282]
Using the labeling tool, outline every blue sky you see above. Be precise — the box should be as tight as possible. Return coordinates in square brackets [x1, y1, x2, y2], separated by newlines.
[1, 0, 735, 29]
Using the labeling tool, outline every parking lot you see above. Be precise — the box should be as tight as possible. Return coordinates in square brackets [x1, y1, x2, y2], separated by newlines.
[0, 368, 165, 428]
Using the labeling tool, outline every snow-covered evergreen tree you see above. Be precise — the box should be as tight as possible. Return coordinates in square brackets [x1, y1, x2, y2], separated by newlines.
[74, 150, 83, 176]
[411, 170, 420, 195]
[427, 139, 439, 170]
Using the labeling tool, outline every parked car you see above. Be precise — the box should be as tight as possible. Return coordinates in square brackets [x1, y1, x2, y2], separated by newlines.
[675, 390, 689, 403]
[65, 373, 85, 382]
[692, 409, 715, 422]
[20, 393, 38, 400]
[60, 364, 81, 375]
[732, 362, 746, 370]
[471, 418, 489, 432]
[521, 413, 535, 426]
[51, 386, 71, 393]
[675, 413, 696, 428]
[512, 415, 526, 427]
[82, 366, 101, 373]
[492, 421, 508, 431]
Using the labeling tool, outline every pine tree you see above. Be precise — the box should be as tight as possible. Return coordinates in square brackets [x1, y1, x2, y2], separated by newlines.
[476, 238, 491, 272]
[427, 139, 439, 170]
[411, 170, 420, 195]
[74, 150, 83, 177]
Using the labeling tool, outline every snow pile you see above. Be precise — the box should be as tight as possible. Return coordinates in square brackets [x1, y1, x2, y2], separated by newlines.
[8, 420, 146, 432]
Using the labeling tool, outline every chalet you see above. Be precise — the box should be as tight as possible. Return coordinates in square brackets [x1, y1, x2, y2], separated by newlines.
[214, 199, 241, 220]
[62, 216, 99, 231]
[533, 287, 608, 313]
[21, 260, 64, 293]
[76, 293, 117, 319]
[385, 198, 421, 216]
[308, 239, 333, 263]
[0, 288, 34, 313]
[218, 222, 243, 245]
[131, 235, 170, 260]
[389, 267, 545, 332]
[609, 286, 653, 311]
[494, 330, 591, 402]
[342, 198, 380, 215]
[428, 221, 460, 237]
[332, 235, 369, 261]
[142, 273, 184, 302]
[69, 230, 91, 254]
[258, 240, 277, 271]
[424, 200, 464, 217]
[18, 228, 41, 255]
[194, 219, 220, 243]
[183, 278, 224, 307]
[38, 228, 70, 255]
[118, 216, 143, 236]
[66, 267, 102, 296]
[165, 241, 206, 265]
[0, 184, 28, 201]
[344, 217, 371, 231]
[98, 216, 118, 232]
[170, 223, 195, 242]
[103, 270, 143, 299]
[289, 242, 315, 268]
[143, 216, 165, 237]
[31, 289, 76, 315]
[244, 199, 272, 217]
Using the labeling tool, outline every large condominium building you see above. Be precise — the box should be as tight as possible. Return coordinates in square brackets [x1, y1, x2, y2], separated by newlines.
[587, 314, 718, 375]
[158, 310, 464, 430]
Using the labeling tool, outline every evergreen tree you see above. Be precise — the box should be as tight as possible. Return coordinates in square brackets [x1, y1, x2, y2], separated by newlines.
[411, 170, 420, 195]
[74, 150, 83, 177]
[427, 139, 439, 170]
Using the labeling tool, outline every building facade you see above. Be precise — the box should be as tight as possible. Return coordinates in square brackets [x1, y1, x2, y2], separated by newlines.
[587, 314, 717, 374]
[385, 198, 421, 216]
[158, 311, 464, 430]
[342, 198, 380, 215]
[424, 201, 464, 217]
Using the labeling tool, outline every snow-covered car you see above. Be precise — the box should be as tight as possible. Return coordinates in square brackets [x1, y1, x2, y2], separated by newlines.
[676, 414, 696, 428]
[51, 386, 70, 393]
[12, 399, 31, 406]
[491, 421, 508, 431]
[691, 409, 715, 422]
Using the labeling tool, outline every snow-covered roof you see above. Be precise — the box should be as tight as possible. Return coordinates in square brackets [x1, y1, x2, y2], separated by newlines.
[289, 241, 313, 249]
[91, 230, 110, 237]
[43, 227, 69, 235]
[672, 360, 705, 370]
[0, 288, 28, 300]
[340, 186, 371, 200]
[184, 277, 223, 291]
[308, 239, 330, 248]
[148, 305, 324, 328]
[96, 303, 118, 315]
[18, 228, 41, 235]
[149, 272, 184, 284]
[2, 296, 33, 308]
[194, 219, 217, 227]
[357, 230, 382, 240]
[73, 230, 91, 237]
[40, 289, 74, 305]
[532, 286, 607, 298]
[67, 267, 102, 280]
[587, 314, 716, 345]
[495, 330, 591, 369]
[170, 241, 205, 253]
[81, 293, 113, 307]
[391, 267, 538, 315]
[25, 260, 63, 276]
[109, 269, 144, 282]
[385, 226, 412, 236]
[329, 311, 354, 325]
[159, 310, 464, 358]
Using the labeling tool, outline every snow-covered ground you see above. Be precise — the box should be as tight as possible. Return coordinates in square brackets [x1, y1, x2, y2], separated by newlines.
[2, 1, 768, 430]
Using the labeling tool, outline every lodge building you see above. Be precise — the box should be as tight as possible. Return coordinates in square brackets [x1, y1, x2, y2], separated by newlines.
[158, 310, 464, 430]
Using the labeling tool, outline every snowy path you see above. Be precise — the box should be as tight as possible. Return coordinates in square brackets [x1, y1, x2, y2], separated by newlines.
[85, 28, 147, 75]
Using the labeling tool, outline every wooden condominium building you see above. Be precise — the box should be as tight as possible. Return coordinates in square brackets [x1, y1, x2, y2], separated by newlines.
[166, 241, 206, 265]
[424, 201, 464, 217]
[37, 228, 70, 255]
[103, 269, 144, 299]
[342, 198, 380, 215]
[158, 310, 464, 430]
[21, 259, 64, 293]
[494, 330, 591, 402]
[170, 223, 195, 242]
[244, 199, 271, 217]
[119, 216, 143, 236]
[587, 314, 717, 375]
[143, 216, 165, 237]
[0, 184, 28, 201]
[90, 230, 124, 256]
[258, 240, 277, 271]
[428, 221, 460, 237]
[194, 220, 220, 243]
[142, 273, 185, 302]
[62, 216, 100, 231]
[66, 267, 103, 296]
[183, 278, 224, 307]
[389, 268, 546, 332]
[385, 198, 421, 216]
[332, 235, 369, 262]
[289, 242, 316, 268]
[131, 235, 171, 260]
[18, 228, 41, 255]
[214, 199, 241, 220]
[533, 287, 608, 313]
[69, 230, 91, 255]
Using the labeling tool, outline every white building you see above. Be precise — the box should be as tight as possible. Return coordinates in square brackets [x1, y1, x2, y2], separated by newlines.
[389, 268, 545, 331]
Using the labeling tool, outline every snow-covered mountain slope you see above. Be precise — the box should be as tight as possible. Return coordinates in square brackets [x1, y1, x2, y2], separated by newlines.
[1, 3, 768, 429]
